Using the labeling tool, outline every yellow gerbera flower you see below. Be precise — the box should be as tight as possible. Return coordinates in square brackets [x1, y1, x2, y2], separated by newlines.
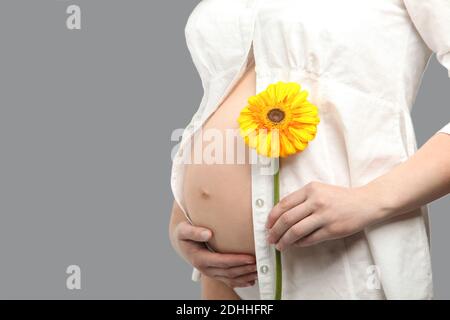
[237, 81, 320, 158]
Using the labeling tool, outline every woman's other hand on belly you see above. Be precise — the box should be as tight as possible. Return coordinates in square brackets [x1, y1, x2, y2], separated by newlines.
[169, 201, 258, 288]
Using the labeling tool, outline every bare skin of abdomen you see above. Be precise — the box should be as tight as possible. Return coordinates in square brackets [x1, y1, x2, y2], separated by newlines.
[183, 63, 256, 256]
[182, 63, 257, 299]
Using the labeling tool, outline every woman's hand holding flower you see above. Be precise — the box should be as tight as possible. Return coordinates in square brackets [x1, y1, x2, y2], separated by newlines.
[265, 181, 388, 250]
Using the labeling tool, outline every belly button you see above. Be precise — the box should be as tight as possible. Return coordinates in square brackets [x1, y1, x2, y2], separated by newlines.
[200, 188, 211, 200]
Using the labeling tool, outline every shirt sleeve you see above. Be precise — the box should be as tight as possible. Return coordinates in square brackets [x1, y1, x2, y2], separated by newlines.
[437, 122, 450, 135]
[403, 0, 450, 77]
[403, 0, 450, 137]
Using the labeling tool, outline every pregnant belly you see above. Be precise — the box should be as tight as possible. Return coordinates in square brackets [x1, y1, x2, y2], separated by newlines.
[182, 62, 256, 255]
[183, 162, 254, 254]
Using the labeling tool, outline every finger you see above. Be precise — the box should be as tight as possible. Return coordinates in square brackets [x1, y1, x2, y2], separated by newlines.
[176, 221, 212, 242]
[206, 252, 256, 268]
[206, 264, 257, 279]
[294, 228, 329, 247]
[267, 201, 313, 244]
[265, 187, 308, 229]
[188, 245, 255, 270]
[276, 215, 323, 251]
[215, 272, 258, 288]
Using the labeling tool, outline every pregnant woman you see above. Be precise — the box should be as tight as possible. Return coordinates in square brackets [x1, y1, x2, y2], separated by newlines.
[169, 0, 450, 300]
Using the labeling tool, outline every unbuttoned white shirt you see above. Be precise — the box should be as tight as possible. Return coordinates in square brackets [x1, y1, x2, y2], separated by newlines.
[170, 0, 450, 299]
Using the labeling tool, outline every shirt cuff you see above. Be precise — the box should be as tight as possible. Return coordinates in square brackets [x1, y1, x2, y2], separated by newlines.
[191, 267, 201, 282]
[436, 122, 450, 135]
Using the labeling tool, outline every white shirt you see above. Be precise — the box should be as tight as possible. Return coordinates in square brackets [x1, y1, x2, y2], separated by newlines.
[171, 0, 450, 300]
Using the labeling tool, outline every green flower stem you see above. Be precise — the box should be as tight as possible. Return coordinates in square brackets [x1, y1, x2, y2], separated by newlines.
[275, 249, 282, 300]
[273, 158, 282, 300]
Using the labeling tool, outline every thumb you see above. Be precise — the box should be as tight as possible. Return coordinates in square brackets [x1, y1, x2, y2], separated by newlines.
[177, 221, 212, 242]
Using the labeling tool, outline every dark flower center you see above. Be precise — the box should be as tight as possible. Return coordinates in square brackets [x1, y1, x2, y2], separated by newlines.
[267, 108, 285, 123]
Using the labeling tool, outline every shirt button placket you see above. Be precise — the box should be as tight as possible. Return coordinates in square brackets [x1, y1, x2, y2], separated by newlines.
[247, 0, 274, 300]
[251, 156, 276, 299]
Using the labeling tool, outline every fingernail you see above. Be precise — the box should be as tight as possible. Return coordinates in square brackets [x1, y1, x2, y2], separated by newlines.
[200, 231, 210, 241]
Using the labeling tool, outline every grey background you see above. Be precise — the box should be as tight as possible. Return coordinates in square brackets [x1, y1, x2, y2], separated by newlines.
[0, 0, 448, 299]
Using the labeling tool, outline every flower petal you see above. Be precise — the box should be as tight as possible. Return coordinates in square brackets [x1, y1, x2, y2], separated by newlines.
[288, 126, 314, 142]
[279, 133, 296, 157]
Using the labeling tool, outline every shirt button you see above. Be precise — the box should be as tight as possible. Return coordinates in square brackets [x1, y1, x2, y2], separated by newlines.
[255, 198, 264, 208]
[260, 265, 269, 274]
